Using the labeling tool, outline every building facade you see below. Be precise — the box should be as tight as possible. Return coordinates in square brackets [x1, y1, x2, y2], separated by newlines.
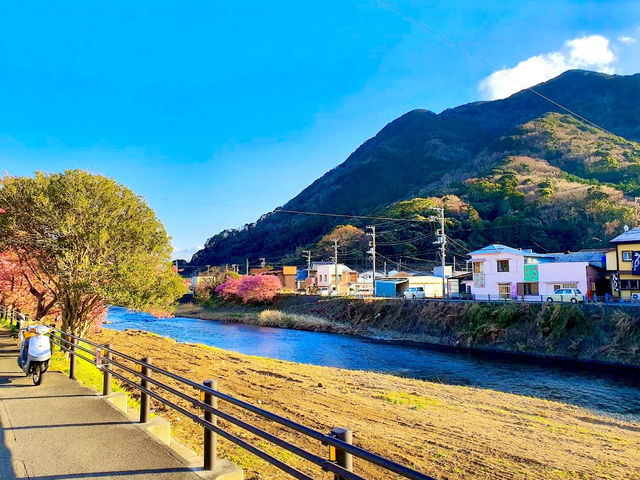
[308, 262, 357, 295]
[606, 227, 640, 299]
[468, 244, 605, 299]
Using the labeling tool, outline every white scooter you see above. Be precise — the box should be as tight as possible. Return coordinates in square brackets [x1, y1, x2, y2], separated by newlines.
[18, 323, 51, 385]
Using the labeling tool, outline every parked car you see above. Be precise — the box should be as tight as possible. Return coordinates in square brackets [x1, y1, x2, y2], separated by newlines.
[404, 287, 425, 299]
[545, 288, 584, 303]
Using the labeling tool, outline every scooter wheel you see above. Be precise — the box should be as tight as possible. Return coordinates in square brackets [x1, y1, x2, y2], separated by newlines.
[32, 363, 44, 386]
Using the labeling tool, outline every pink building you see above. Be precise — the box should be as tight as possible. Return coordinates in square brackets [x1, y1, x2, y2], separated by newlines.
[468, 244, 605, 300]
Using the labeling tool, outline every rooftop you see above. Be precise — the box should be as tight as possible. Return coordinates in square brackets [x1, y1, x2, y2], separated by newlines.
[551, 251, 607, 267]
[609, 227, 640, 244]
[467, 244, 550, 258]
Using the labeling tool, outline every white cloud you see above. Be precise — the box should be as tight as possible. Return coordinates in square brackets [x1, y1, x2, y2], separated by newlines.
[619, 35, 636, 45]
[172, 244, 203, 260]
[479, 35, 616, 100]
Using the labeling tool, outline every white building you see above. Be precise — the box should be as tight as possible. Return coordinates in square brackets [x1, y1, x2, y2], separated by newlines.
[467, 244, 606, 300]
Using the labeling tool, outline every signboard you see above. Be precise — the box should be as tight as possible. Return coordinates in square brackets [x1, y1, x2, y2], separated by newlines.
[633, 252, 640, 275]
[95, 347, 102, 368]
[611, 273, 620, 292]
[473, 273, 485, 288]
[523, 264, 539, 282]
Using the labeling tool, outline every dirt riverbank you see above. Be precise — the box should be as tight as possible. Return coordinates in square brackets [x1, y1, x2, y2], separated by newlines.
[92, 327, 640, 480]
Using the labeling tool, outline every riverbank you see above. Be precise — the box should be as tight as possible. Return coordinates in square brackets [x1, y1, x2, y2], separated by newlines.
[178, 297, 640, 367]
[91, 327, 639, 480]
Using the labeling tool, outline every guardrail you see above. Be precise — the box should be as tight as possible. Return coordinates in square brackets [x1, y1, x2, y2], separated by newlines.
[0, 305, 436, 480]
[376, 294, 640, 305]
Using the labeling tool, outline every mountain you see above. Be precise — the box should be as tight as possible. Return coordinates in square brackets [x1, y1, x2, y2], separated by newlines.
[191, 70, 640, 268]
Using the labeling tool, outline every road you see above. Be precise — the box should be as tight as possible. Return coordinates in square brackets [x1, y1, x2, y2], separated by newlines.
[0, 327, 202, 480]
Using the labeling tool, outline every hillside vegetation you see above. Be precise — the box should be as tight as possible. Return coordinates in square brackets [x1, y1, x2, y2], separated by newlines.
[191, 70, 640, 267]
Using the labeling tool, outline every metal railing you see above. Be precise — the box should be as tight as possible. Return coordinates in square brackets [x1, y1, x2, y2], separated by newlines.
[0, 305, 435, 480]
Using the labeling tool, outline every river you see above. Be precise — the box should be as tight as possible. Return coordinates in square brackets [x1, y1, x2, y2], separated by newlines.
[106, 307, 640, 422]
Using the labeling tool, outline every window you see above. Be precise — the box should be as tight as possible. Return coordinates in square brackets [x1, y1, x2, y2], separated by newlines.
[498, 283, 511, 298]
[517, 282, 539, 295]
[497, 260, 510, 272]
[562, 283, 577, 289]
[623, 251, 632, 262]
[473, 261, 484, 273]
[553, 284, 561, 292]
[621, 279, 640, 289]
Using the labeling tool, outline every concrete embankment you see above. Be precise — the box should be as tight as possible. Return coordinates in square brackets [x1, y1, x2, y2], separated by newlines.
[179, 296, 640, 368]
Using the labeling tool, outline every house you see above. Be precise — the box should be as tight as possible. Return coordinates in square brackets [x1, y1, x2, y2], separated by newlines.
[375, 272, 445, 298]
[468, 244, 606, 300]
[449, 271, 472, 297]
[249, 266, 298, 291]
[606, 227, 640, 299]
[295, 269, 309, 291]
[308, 262, 357, 295]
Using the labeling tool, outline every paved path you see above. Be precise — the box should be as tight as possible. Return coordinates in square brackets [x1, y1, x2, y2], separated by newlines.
[0, 328, 202, 480]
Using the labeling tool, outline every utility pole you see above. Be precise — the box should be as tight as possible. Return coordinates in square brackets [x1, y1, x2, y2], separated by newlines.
[366, 225, 376, 297]
[246, 258, 249, 275]
[302, 250, 312, 292]
[333, 239, 339, 296]
[383, 261, 387, 277]
[433, 207, 447, 299]
[302, 250, 312, 275]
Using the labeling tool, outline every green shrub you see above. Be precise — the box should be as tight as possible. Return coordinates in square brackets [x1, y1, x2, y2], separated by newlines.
[537, 305, 585, 338]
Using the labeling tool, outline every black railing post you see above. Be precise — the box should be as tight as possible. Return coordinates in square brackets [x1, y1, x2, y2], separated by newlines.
[140, 357, 151, 423]
[330, 427, 353, 480]
[49, 328, 55, 355]
[203, 379, 218, 470]
[103, 344, 112, 396]
[69, 337, 77, 380]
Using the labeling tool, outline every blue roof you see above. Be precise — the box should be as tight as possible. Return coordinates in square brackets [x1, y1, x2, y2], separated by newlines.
[610, 227, 640, 243]
[551, 251, 607, 268]
[467, 244, 549, 257]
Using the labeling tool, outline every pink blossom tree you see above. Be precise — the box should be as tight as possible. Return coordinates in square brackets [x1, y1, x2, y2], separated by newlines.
[237, 275, 282, 304]
[215, 276, 243, 302]
[215, 275, 281, 304]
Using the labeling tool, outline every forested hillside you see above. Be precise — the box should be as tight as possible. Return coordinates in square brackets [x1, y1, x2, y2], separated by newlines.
[191, 70, 640, 269]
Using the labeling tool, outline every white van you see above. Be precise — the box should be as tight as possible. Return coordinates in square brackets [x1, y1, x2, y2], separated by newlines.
[404, 287, 425, 299]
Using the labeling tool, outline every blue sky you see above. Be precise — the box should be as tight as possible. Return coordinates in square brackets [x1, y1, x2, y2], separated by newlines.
[1, 1, 639, 259]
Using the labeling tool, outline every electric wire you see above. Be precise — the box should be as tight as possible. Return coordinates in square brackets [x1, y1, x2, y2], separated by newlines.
[378, 0, 616, 136]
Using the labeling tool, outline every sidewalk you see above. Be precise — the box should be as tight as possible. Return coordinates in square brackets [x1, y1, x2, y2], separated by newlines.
[0, 327, 202, 480]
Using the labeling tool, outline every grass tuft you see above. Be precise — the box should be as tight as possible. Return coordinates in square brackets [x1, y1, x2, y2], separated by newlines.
[375, 391, 440, 410]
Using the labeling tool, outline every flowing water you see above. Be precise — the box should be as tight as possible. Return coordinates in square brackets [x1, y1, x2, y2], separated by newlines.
[106, 306, 640, 422]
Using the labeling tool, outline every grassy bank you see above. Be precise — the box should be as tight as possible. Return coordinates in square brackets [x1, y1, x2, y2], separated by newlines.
[178, 297, 640, 367]
[88, 327, 639, 480]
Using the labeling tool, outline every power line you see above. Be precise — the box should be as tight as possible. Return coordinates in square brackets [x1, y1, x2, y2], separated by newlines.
[275, 208, 433, 224]
[378, 1, 616, 137]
